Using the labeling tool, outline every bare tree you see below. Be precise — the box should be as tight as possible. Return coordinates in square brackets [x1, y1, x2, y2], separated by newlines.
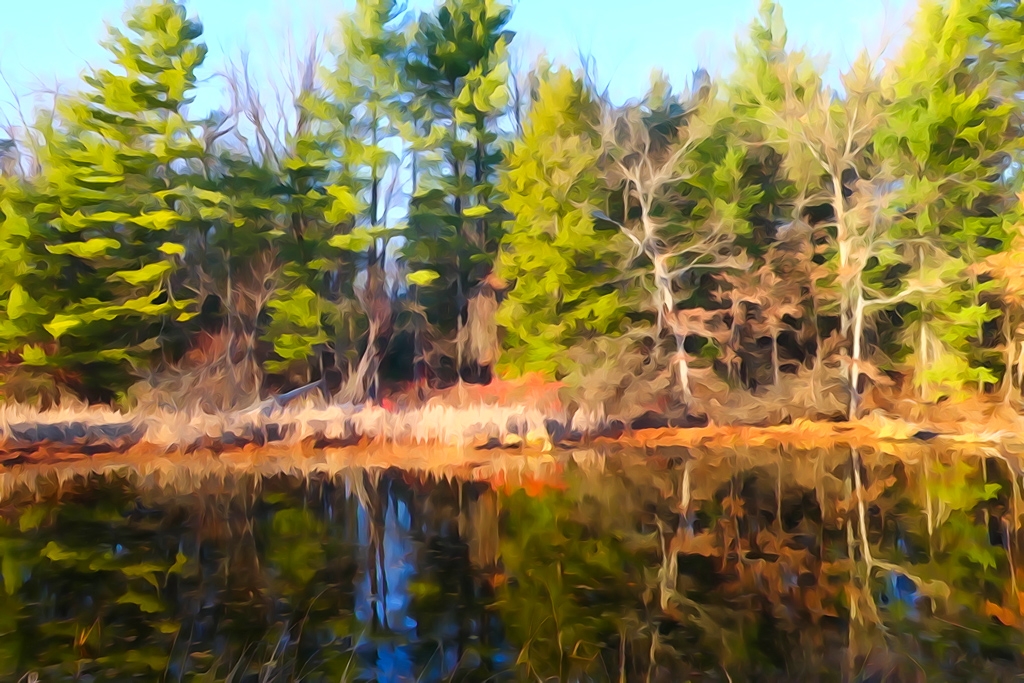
[839, 174, 944, 417]
[0, 66, 48, 178]
[754, 54, 923, 416]
[598, 86, 748, 402]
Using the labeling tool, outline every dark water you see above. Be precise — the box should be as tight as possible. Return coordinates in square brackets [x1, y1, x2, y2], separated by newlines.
[0, 444, 1023, 682]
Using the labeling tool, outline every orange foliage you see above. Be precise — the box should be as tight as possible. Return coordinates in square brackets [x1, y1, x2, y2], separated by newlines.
[425, 372, 564, 411]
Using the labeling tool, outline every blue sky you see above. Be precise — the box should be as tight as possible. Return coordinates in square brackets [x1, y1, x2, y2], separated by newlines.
[0, 0, 915, 122]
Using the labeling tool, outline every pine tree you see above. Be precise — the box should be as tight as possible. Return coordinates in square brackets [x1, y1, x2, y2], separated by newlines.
[496, 65, 630, 379]
[0, 0, 205, 400]
[403, 0, 513, 385]
[325, 0, 410, 401]
[877, 0, 1024, 401]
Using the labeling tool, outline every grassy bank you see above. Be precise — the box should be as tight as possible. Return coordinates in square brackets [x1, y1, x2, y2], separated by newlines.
[0, 390, 1021, 471]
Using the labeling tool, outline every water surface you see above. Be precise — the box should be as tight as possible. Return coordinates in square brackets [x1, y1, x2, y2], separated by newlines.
[0, 443, 1021, 682]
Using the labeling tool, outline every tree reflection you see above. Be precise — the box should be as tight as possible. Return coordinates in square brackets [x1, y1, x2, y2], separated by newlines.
[0, 445, 1021, 681]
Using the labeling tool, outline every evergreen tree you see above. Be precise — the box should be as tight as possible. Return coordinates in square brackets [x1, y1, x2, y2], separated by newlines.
[0, 0, 205, 400]
[325, 0, 410, 400]
[877, 0, 1024, 401]
[404, 0, 513, 384]
[496, 65, 630, 379]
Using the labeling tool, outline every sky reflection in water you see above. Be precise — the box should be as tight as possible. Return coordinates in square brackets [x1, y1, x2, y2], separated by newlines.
[0, 445, 1021, 681]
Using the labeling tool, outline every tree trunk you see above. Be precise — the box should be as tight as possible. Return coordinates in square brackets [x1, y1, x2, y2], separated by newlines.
[917, 247, 930, 403]
[918, 317, 930, 403]
[849, 291, 866, 420]
[348, 316, 380, 402]
[1017, 339, 1024, 404]
[225, 230, 235, 396]
[923, 449, 934, 549]
[414, 327, 425, 398]
[1004, 310, 1015, 404]
[675, 334, 692, 402]
[474, 124, 486, 249]
[850, 447, 874, 569]
[455, 271, 465, 393]
[652, 250, 691, 401]
[465, 286, 499, 371]
[412, 284, 426, 399]
[450, 97, 466, 393]
[347, 242, 391, 403]
[831, 172, 853, 338]
[771, 327, 781, 387]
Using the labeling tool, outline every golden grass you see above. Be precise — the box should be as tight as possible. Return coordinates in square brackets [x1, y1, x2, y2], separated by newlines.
[0, 404, 1019, 506]
[3, 382, 1024, 484]
[0, 396, 556, 454]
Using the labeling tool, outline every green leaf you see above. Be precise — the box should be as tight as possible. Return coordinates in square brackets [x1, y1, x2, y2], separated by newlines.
[78, 210, 130, 225]
[41, 541, 86, 563]
[157, 242, 186, 256]
[194, 189, 227, 204]
[18, 506, 47, 532]
[199, 206, 226, 220]
[129, 211, 180, 231]
[112, 261, 172, 286]
[44, 315, 81, 339]
[46, 238, 121, 258]
[0, 202, 31, 237]
[328, 230, 374, 252]
[325, 185, 359, 223]
[463, 205, 492, 218]
[20, 345, 46, 366]
[2, 554, 23, 595]
[117, 589, 164, 613]
[407, 269, 440, 286]
[77, 174, 123, 185]
[168, 552, 187, 575]
[6, 284, 43, 320]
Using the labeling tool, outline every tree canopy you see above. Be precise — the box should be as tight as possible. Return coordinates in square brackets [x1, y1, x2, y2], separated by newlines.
[2, 0, 1024, 424]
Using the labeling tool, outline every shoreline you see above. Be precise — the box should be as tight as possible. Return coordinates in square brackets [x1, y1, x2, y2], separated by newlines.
[0, 408, 1016, 472]
[0, 417, 1012, 507]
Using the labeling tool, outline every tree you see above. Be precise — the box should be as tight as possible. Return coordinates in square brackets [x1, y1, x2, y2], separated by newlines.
[0, 0, 206, 401]
[403, 0, 513, 385]
[975, 194, 1024, 403]
[600, 72, 756, 402]
[217, 42, 346, 392]
[877, 0, 1024, 403]
[726, 0, 829, 387]
[495, 65, 630, 379]
[733, 1, 923, 417]
[325, 0, 410, 401]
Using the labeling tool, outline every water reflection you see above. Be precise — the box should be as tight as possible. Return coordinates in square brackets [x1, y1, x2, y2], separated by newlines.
[0, 444, 1022, 681]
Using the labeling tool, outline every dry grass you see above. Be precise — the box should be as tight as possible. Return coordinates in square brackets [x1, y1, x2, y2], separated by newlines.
[2, 367, 1024, 466]
[0, 394, 556, 458]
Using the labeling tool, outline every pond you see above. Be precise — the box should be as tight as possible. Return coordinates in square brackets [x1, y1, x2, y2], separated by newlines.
[0, 442, 1022, 682]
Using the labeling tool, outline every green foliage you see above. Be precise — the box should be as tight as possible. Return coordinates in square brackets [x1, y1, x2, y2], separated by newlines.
[0, 0, 208, 398]
[263, 284, 329, 374]
[876, 0, 1024, 396]
[403, 0, 514, 371]
[496, 66, 629, 379]
[1, 0, 1023, 414]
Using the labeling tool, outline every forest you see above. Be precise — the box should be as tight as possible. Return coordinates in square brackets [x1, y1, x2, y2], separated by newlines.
[1, 0, 1024, 431]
